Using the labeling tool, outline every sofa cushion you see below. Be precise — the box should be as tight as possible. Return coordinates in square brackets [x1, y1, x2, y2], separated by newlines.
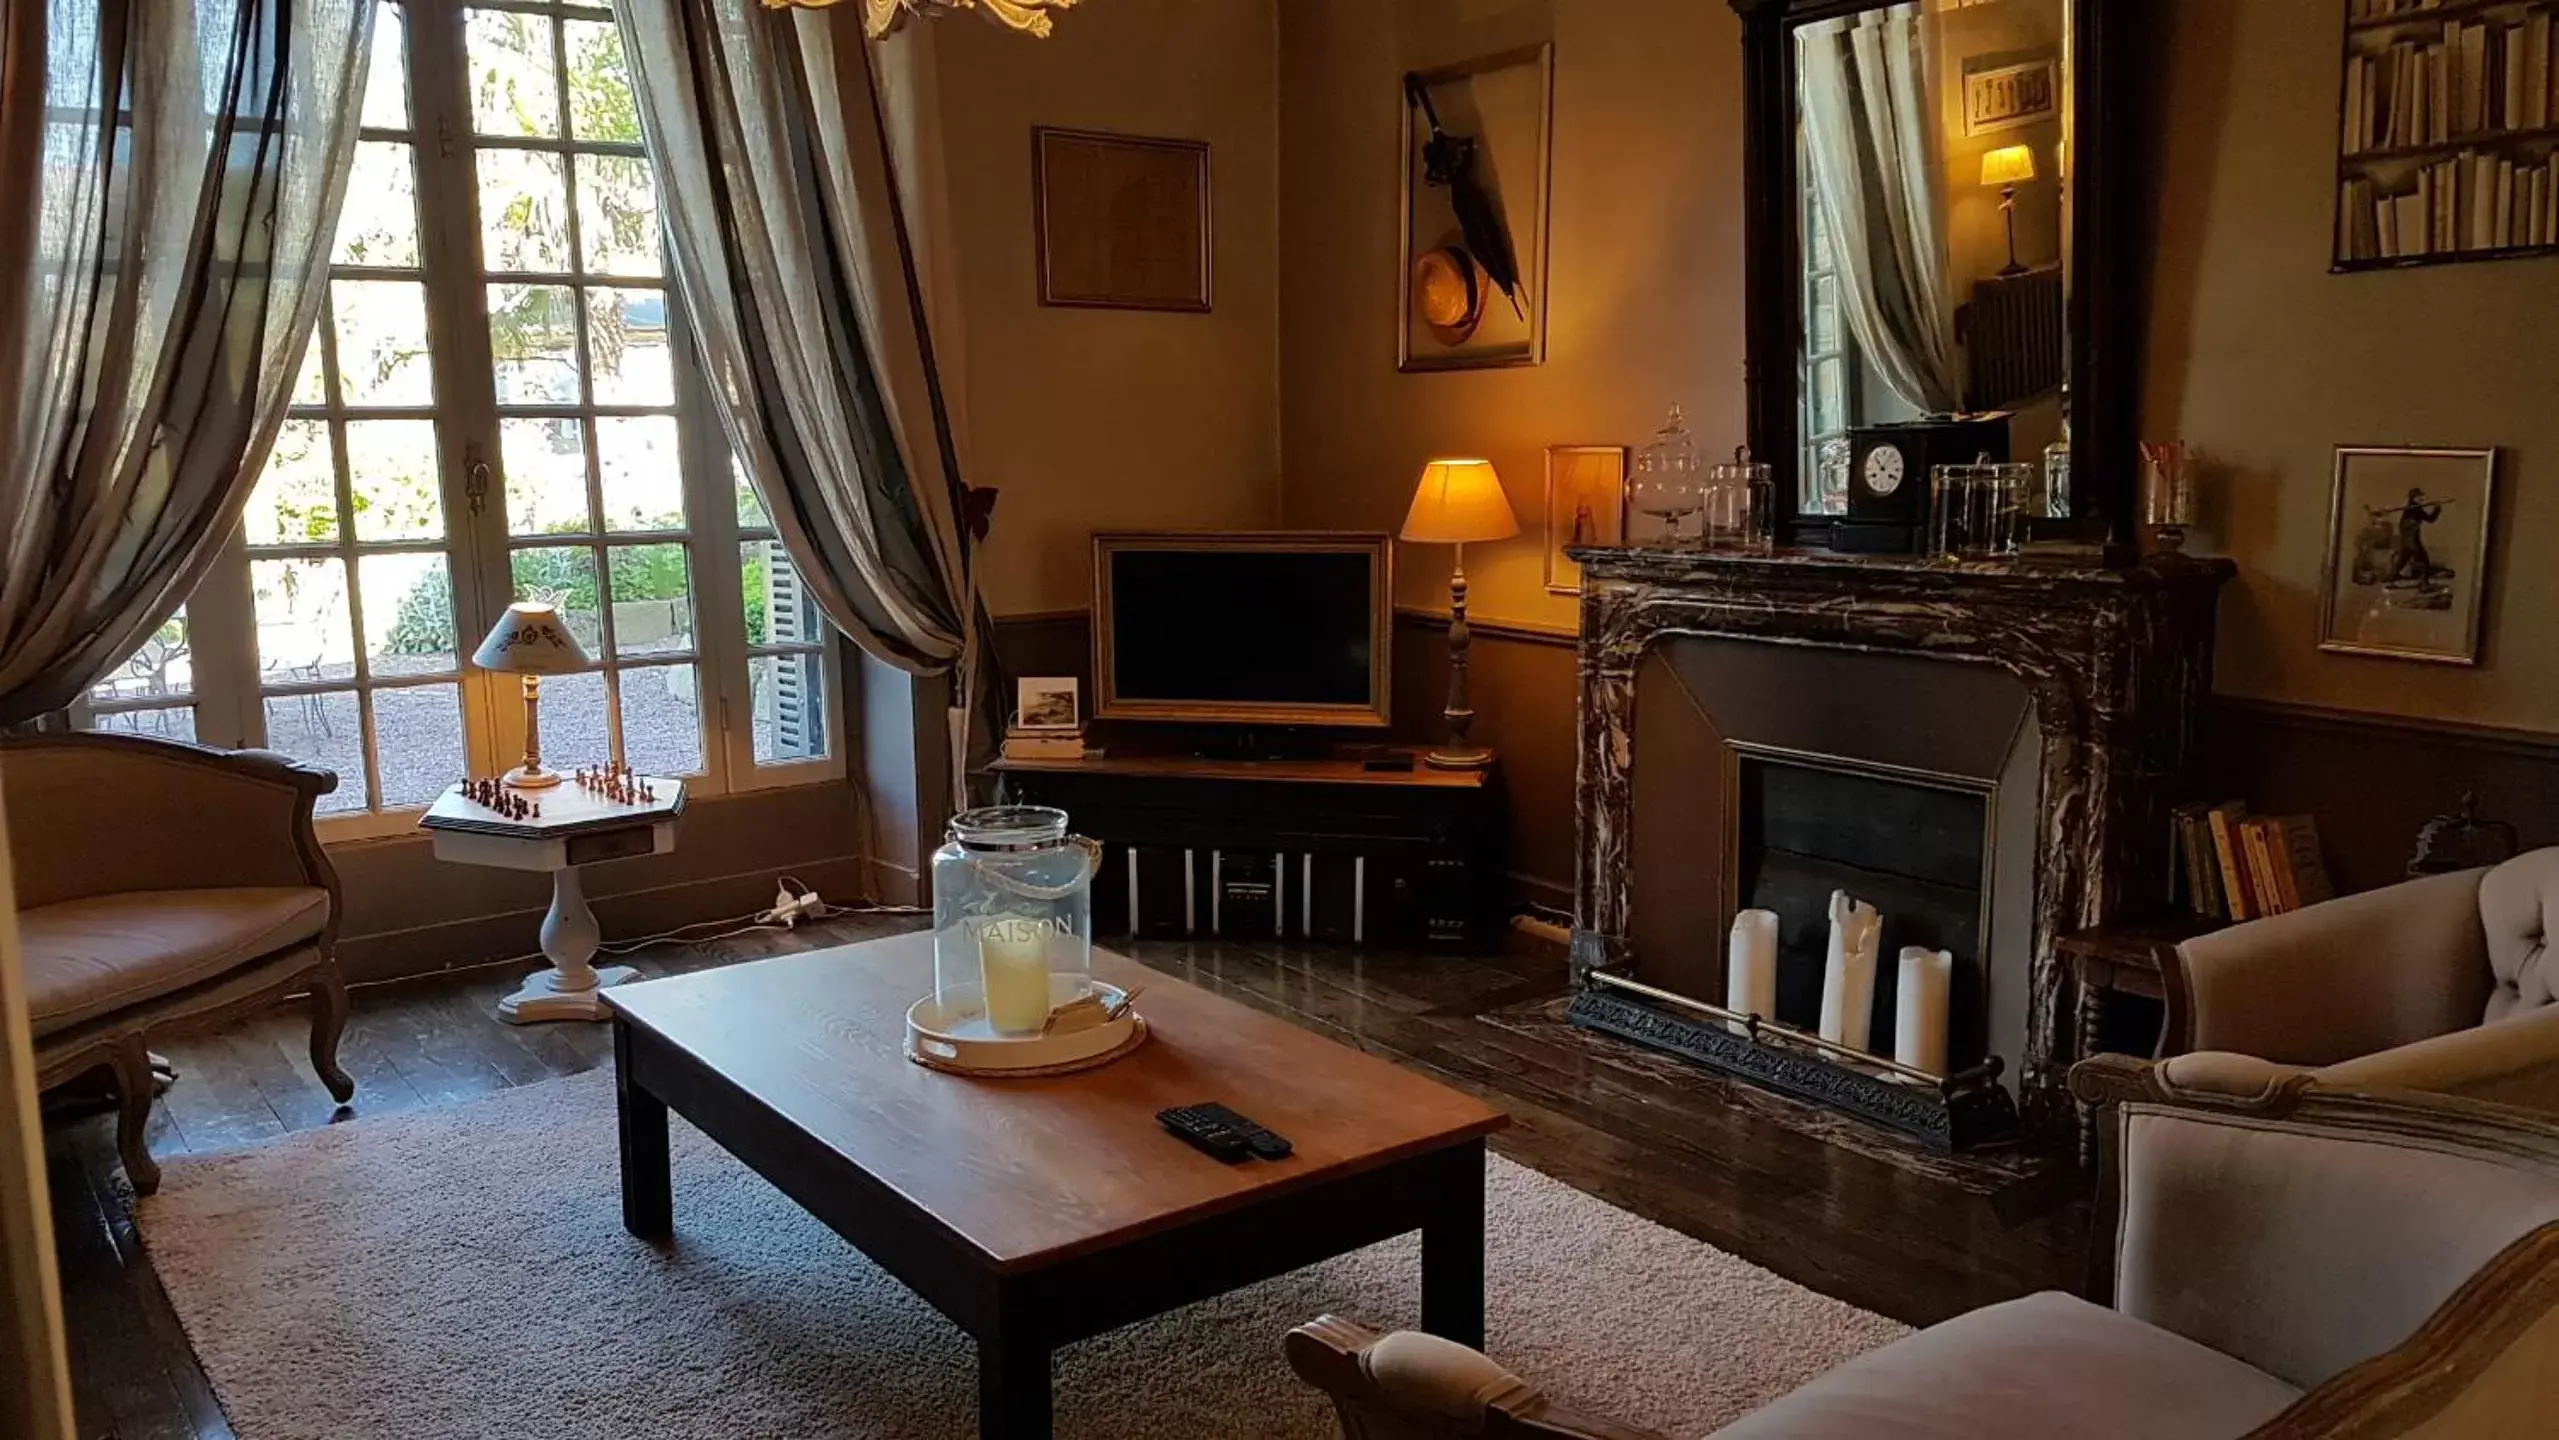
[18, 887, 331, 1038]
[2482, 848, 2559, 1024]
[1707, 1292, 2301, 1440]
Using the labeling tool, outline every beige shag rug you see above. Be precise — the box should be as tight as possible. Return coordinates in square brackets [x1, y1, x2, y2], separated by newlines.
[137, 1068, 1904, 1439]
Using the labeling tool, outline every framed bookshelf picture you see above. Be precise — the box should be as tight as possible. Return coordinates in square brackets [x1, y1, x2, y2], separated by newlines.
[2333, 0, 2559, 271]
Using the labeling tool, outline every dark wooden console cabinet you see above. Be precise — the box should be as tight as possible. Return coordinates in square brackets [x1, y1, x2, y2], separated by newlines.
[991, 747, 1503, 951]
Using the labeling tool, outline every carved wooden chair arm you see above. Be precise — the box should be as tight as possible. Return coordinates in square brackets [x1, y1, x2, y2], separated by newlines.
[1285, 1315, 1672, 1440]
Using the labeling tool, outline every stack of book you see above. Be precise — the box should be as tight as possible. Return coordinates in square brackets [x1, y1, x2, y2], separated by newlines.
[2173, 803, 2336, 922]
[1001, 723, 1091, 762]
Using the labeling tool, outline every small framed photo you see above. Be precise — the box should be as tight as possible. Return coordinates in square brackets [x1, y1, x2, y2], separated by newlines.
[1014, 676, 1082, 731]
[2319, 446, 2498, 666]
[1544, 445, 1628, 595]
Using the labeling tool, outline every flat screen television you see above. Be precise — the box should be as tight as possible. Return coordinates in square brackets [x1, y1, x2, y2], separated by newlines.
[1092, 531, 1393, 728]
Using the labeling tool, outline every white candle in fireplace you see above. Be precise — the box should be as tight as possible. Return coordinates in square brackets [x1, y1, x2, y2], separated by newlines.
[1818, 890, 1882, 1053]
[1895, 946, 1954, 1077]
[1725, 909, 1779, 1036]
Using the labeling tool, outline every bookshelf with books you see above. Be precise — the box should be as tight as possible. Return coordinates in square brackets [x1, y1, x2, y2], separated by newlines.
[2336, 0, 2559, 269]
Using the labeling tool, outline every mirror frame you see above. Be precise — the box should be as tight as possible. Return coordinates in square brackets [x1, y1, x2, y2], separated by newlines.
[1732, 0, 2138, 550]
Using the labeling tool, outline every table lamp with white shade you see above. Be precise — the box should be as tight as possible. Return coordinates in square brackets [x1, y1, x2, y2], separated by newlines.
[473, 601, 588, 789]
[1979, 143, 2037, 276]
[1400, 457, 1518, 771]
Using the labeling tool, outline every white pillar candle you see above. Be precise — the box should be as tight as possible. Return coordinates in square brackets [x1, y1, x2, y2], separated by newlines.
[1894, 946, 1954, 1077]
[1725, 909, 1780, 1036]
[1818, 890, 1882, 1053]
[977, 916, 1053, 1035]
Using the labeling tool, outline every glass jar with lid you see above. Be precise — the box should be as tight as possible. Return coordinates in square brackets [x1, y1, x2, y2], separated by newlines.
[930, 806, 1098, 1036]
[1627, 404, 1706, 549]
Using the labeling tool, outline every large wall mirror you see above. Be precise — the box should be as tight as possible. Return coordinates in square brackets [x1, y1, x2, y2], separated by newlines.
[1734, 0, 2135, 550]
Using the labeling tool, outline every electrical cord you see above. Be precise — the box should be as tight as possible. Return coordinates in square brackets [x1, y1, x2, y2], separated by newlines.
[593, 876, 927, 957]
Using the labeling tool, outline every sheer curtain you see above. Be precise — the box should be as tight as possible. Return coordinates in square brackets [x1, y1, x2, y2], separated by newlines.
[616, 0, 975, 683]
[0, 0, 374, 726]
[1799, 3, 1963, 416]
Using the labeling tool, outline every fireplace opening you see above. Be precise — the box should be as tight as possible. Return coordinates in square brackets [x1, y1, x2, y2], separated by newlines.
[1737, 753, 1992, 1078]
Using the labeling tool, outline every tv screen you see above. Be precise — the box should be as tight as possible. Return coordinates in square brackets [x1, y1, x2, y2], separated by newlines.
[1095, 534, 1391, 727]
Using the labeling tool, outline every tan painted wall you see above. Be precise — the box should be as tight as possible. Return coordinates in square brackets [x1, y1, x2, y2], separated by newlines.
[935, 0, 1284, 617]
[2146, 0, 2558, 731]
[1276, 0, 1748, 631]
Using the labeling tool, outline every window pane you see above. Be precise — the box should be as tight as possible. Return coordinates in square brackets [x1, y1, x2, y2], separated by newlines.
[477, 148, 571, 274]
[596, 416, 683, 531]
[466, 9, 560, 139]
[620, 664, 703, 777]
[334, 142, 420, 268]
[531, 667, 611, 771]
[564, 20, 641, 143]
[606, 543, 692, 657]
[510, 544, 602, 652]
[292, 327, 328, 406]
[253, 558, 356, 685]
[1812, 274, 1841, 354]
[362, 5, 409, 132]
[264, 692, 369, 814]
[501, 417, 591, 535]
[331, 280, 436, 406]
[346, 418, 446, 542]
[734, 457, 768, 529]
[361, 553, 456, 676]
[750, 653, 828, 764]
[89, 705, 196, 744]
[374, 684, 466, 808]
[585, 287, 671, 405]
[741, 538, 820, 647]
[90, 608, 192, 705]
[574, 155, 661, 278]
[244, 420, 340, 546]
[489, 284, 581, 406]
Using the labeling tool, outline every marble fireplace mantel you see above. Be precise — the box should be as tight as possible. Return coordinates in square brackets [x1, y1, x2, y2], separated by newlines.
[1567, 545, 2236, 1137]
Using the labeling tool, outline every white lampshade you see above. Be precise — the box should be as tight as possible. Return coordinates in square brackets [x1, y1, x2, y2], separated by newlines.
[1401, 458, 1520, 546]
[472, 602, 589, 675]
[1978, 144, 2037, 188]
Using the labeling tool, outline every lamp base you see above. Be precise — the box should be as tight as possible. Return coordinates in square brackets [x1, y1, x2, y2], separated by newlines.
[503, 764, 564, 790]
[1423, 745, 1496, 772]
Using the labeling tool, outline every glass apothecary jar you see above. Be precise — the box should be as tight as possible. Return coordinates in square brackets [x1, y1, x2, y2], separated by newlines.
[930, 806, 1098, 1036]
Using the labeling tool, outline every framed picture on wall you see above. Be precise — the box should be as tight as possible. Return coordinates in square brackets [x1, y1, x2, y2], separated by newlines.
[1033, 127, 1212, 312]
[1398, 44, 1554, 372]
[1544, 445, 1628, 595]
[2318, 446, 2498, 666]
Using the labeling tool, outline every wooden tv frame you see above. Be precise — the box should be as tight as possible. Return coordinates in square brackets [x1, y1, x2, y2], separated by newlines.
[1090, 531, 1394, 729]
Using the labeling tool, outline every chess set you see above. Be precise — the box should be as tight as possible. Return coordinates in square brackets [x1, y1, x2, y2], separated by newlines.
[573, 761, 658, 805]
[457, 776, 541, 820]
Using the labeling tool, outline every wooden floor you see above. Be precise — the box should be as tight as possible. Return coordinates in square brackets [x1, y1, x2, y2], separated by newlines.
[45, 913, 2088, 1440]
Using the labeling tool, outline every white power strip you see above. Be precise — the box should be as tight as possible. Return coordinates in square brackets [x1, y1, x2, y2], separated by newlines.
[759, 882, 830, 927]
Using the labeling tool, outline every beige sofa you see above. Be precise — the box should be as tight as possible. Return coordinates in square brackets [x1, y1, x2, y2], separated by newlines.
[2164, 847, 2559, 1109]
[1286, 1054, 2559, 1439]
[3, 733, 353, 1192]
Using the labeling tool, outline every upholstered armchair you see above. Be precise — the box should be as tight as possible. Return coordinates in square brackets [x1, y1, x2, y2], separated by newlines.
[2164, 847, 2559, 1110]
[1286, 1054, 2559, 1439]
[2, 732, 353, 1192]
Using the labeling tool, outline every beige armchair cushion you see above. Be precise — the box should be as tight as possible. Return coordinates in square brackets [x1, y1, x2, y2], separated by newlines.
[1705, 1292, 2299, 1440]
[19, 886, 331, 1038]
[2319, 1004, 2559, 1110]
[2482, 848, 2559, 1023]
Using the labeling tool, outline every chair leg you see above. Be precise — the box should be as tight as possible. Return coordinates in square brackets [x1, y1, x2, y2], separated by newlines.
[309, 966, 356, 1105]
[110, 1039, 163, 1196]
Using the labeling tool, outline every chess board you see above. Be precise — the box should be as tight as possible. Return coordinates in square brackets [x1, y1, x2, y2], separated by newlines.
[419, 775, 686, 840]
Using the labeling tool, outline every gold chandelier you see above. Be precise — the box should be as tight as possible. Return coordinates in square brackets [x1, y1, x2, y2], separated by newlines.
[762, 0, 1080, 40]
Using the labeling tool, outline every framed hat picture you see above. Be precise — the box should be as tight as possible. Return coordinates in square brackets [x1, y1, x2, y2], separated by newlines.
[2318, 446, 2498, 666]
[1398, 44, 1553, 372]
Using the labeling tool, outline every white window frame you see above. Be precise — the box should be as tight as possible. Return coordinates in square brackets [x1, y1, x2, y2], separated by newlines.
[72, 0, 844, 839]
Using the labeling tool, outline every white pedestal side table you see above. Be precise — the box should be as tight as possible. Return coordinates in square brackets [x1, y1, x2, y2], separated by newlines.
[419, 778, 686, 1023]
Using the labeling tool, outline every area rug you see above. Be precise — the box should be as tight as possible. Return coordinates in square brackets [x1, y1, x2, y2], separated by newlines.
[137, 1068, 1906, 1439]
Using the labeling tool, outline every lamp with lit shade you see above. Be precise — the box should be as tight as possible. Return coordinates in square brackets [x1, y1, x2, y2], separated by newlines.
[473, 602, 590, 789]
[1978, 143, 2037, 276]
[1401, 458, 1518, 771]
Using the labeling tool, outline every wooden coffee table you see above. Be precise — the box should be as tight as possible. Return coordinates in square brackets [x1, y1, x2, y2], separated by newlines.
[603, 933, 1508, 1439]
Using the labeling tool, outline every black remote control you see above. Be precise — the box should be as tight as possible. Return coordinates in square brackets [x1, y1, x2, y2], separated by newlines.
[1159, 1102, 1293, 1161]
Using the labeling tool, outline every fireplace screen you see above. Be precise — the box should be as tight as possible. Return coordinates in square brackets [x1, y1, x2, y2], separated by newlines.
[1736, 751, 1993, 1079]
